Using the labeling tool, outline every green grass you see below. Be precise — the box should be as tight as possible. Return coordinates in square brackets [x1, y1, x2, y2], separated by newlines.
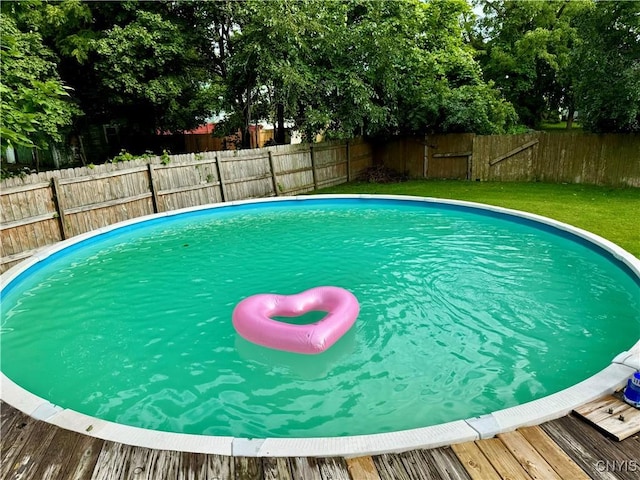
[314, 180, 640, 258]
[540, 121, 583, 132]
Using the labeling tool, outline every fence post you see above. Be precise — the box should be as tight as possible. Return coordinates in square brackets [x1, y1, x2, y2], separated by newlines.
[346, 140, 351, 182]
[215, 154, 227, 202]
[310, 144, 318, 190]
[423, 135, 429, 178]
[147, 163, 159, 213]
[268, 151, 279, 196]
[51, 177, 68, 240]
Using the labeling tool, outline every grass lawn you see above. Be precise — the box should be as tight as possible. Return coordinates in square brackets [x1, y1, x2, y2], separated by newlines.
[540, 121, 583, 132]
[314, 180, 640, 259]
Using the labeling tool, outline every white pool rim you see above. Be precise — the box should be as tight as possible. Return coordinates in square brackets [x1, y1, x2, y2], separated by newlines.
[2, 194, 639, 457]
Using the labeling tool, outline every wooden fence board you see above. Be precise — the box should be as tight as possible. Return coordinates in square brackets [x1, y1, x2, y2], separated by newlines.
[2, 133, 636, 273]
[0, 139, 369, 273]
[427, 134, 475, 180]
[473, 133, 540, 182]
[600, 134, 640, 187]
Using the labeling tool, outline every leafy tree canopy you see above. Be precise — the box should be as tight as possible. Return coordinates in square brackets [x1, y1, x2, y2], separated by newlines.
[6, 0, 222, 138]
[224, 0, 516, 143]
[572, 0, 640, 132]
[6, 0, 635, 157]
[0, 12, 79, 152]
[471, 0, 590, 129]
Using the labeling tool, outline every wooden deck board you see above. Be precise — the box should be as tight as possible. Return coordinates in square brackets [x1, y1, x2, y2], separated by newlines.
[0, 402, 22, 438]
[1, 420, 58, 480]
[475, 437, 532, 480]
[517, 425, 590, 480]
[60, 433, 105, 480]
[29, 427, 83, 480]
[290, 457, 322, 480]
[234, 456, 263, 480]
[177, 452, 232, 480]
[498, 430, 563, 480]
[0, 413, 58, 479]
[0, 399, 638, 480]
[262, 457, 293, 480]
[451, 441, 501, 480]
[397, 450, 442, 480]
[345, 456, 380, 480]
[317, 457, 350, 480]
[540, 418, 623, 480]
[122, 446, 181, 480]
[426, 447, 472, 480]
[545, 415, 640, 480]
[0, 410, 33, 477]
[372, 453, 412, 480]
[574, 395, 640, 441]
[89, 442, 131, 480]
[609, 430, 640, 461]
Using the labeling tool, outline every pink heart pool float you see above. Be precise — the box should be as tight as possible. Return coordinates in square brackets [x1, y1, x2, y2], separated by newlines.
[232, 286, 359, 354]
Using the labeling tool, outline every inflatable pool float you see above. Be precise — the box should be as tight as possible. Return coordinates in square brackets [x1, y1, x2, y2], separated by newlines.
[232, 286, 359, 354]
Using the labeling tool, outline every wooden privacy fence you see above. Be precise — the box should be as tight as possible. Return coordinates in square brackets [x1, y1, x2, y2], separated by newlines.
[0, 139, 372, 272]
[378, 132, 640, 186]
[2, 132, 637, 272]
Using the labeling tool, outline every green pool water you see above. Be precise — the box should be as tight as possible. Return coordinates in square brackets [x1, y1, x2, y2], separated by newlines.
[1, 198, 639, 438]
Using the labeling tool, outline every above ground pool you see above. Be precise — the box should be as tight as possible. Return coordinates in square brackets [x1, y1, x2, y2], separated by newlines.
[1, 195, 639, 454]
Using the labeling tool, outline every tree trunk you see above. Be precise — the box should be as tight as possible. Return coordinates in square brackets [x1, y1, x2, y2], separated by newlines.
[275, 102, 285, 144]
[33, 147, 40, 173]
[566, 105, 575, 130]
[242, 86, 252, 149]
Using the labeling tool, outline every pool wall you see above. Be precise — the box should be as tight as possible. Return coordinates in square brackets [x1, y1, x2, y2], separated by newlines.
[2, 194, 639, 457]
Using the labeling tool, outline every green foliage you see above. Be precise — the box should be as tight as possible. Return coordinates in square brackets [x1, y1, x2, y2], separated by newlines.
[223, 0, 515, 142]
[7, 1, 223, 140]
[572, 1, 640, 132]
[89, 8, 215, 132]
[111, 148, 170, 164]
[0, 13, 79, 152]
[110, 149, 153, 163]
[473, 0, 590, 129]
[17, 0, 636, 154]
[160, 149, 171, 165]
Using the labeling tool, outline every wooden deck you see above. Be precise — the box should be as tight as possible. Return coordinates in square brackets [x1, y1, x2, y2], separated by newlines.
[1, 400, 639, 480]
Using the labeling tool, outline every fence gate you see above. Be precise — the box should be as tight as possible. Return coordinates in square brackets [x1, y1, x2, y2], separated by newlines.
[425, 134, 475, 180]
[471, 133, 540, 181]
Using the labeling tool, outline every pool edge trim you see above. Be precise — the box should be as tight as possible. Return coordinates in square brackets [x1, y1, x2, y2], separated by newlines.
[2, 193, 639, 457]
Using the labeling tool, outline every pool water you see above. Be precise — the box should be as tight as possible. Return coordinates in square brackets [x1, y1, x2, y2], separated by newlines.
[1, 198, 639, 438]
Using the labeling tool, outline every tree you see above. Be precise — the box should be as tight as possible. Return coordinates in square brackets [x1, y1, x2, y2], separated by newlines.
[472, 0, 589, 129]
[0, 13, 78, 153]
[572, 0, 640, 132]
[89, 7, 218, 133]
[8, 0, 224, 152]
[223, 0, 515, 144]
